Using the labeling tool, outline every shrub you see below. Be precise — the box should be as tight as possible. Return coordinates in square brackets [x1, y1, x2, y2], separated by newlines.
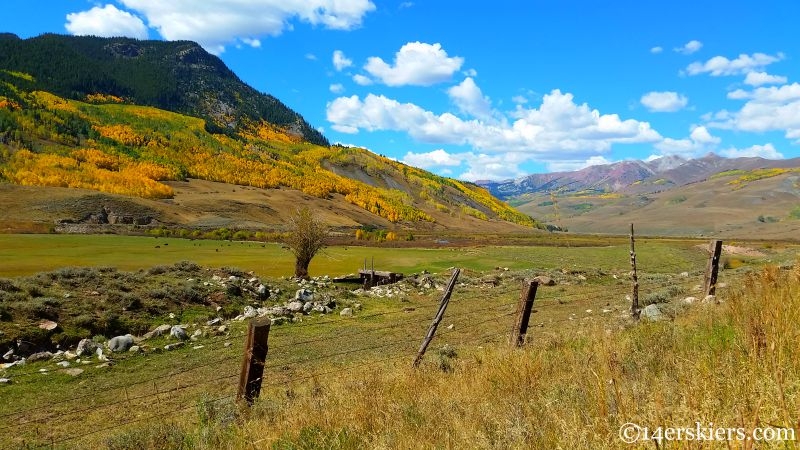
[106, 422, 192, 450]
[0, 278, 19, 292]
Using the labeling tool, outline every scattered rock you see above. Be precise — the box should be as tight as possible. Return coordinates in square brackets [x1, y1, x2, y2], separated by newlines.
[190, 329, 203, 341]
[142, 324, 172, 340]
[447, 324, 455, 330]
[340, 308, 353, 317]
[682, 297, 697, 305]
[164, 342, 184, 351]
[3, 349, 14, 361]
[76, 339, 98, 357]
[108, 335, 134, 352]
[680, 272, 689, 277]
[270, 317, 287, 326]
[217, 325, 229, 333]
[243, 306, 258, 318]
[129, 345, 141, 353]
[533, 276, 556, 286]
[38, 320, 58, 331]
[170, 326, 189, 341]
[206, 318, 222, 326]
[641, 304, 665, 321]
[295, 289, 314, 302]
[287, 301, 304, 313]
[27, 352, 54, 363]
[56, 361, 70, 368]
[302, 302, 314, 313]
[256, 284, 269, 299]
[62, 368, 84, 377]
[223, 342, 232, 347]
[0, 378, 11, 384]
[703, 295, 717, 304]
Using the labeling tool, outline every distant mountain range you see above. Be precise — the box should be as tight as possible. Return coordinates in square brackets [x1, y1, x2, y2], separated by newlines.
[478, 153, 800, 199]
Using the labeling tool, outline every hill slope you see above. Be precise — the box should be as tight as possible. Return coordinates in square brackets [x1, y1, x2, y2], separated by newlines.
[0, 33, 327, 145]
[0, 60, 536, 232]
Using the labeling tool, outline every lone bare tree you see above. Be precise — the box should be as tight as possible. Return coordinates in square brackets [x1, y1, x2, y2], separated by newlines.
[285, 206, 328, 279]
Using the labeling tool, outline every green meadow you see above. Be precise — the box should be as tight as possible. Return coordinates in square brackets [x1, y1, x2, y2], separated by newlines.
[0, 234, 711, 278]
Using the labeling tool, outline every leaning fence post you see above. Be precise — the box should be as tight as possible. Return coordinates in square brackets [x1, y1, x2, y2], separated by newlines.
[511, 279, 538, 347]
[238, 317, 271, 406]
[703, 239, 723, 300]
[629, 223, 640, 320]
[412, 268, 460, 367]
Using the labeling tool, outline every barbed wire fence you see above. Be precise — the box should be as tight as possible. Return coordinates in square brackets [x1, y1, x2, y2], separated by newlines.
[0, 235, 731, 448]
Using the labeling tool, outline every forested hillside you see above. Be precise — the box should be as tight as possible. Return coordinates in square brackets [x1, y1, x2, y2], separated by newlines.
[0, 33, 327, 145]
[0, 68, 535, 228]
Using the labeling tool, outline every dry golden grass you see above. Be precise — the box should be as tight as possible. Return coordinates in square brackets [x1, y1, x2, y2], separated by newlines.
[204, 263, 799, 449]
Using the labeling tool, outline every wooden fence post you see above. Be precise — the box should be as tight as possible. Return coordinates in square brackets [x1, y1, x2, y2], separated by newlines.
[412, 268, 460, 367]
[238, 317, 271, 406]
[511, 279, 538, 347]
[703, 239, 723, 300]
[629, 223, 640, 320]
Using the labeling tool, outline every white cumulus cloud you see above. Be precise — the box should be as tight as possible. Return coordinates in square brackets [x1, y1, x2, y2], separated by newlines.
[674, 40, 703, 55]
[640, 91, 689, 112]
[447, 78, 494, 121]
[115, 0, 375, 54]
[708, 83, 800, 142]
[546, 156, 613, 172]
[363, 42, 464, 86]
[650, 46, 663, 54]
[402, 149, 463, 169]
[744, 71, 787, 86]
[327, 90, 661, 161]
[721, 143, 783, 159]
[686, 52, 784, 76]
[333, 50, 353, 71]
[655, 125, 720, 156]
[352, 74, 373, 86]
[329, 83, 345, 94]
[65, 4, 148, 40]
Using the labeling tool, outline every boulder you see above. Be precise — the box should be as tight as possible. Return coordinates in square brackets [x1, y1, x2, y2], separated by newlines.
[256, 284, 269, 299]
[287, 301, 304, 313]
[533, 276, 556, 286]
[108, 335, 134, 352]
[61, 368, 84, 377]
[302, 302, 314, 313]
[170, 326, 189, 341]
[340, 308, 354, 317]
[641, 304, 665, 321]
[76, 339, 98, 357]
[142, 324, 172, 340]
[243, 306, 258, 318]
[27, 352, 54, 363]
[295, 289, 314, 302]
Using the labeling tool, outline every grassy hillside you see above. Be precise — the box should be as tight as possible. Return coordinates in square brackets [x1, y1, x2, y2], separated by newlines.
[0, 70, 536, 231]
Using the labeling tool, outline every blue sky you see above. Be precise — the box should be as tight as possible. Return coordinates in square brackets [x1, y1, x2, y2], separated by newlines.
[3, 1, 799, 180]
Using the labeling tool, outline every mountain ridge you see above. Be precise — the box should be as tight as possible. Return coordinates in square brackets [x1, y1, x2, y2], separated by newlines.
[0, 33, 328, 145]
[479, 153, 800, 199]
